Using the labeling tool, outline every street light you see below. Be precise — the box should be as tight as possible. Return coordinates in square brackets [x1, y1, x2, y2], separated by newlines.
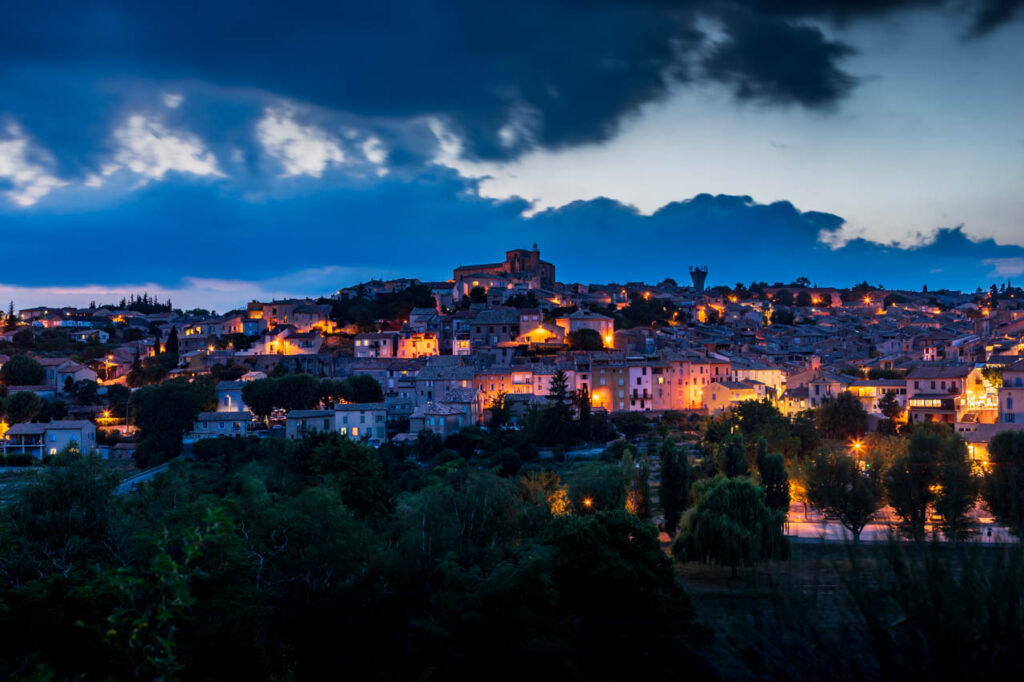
[583, 497, 593, 509]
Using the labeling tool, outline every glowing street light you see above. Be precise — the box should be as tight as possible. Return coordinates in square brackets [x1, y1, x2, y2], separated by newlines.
[583, 497, 593, 508]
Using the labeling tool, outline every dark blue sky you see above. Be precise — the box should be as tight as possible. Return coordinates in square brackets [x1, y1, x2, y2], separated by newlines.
[1, 1, 1022, 308]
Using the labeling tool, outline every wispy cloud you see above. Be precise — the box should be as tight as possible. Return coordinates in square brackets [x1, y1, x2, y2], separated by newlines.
[110, 115, 222, 181]
[256, 107, 345, 177]
[0, 122, 66, 206]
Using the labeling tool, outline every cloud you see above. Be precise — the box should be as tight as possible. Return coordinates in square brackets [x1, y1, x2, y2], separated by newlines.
[0, 122, 66, 206]
[256, 107, 345, 177]
[110, 115, 222, 181]
[983, 257, 1024, 278]
[701, 9, 856, 107]
[360, 136, 387, 165]
[0, 266, 383, 312]
[0, 172, 1021, 294]
[162, 92, 184, 109]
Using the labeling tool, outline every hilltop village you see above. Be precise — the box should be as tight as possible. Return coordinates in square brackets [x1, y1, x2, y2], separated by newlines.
[0, 245, 1021, 463]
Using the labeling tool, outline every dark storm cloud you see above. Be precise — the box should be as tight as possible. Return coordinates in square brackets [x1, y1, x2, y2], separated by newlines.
[969, 0, 1024, 34]
[2, 0, 1019, 173]
[702, 9, 856, 107]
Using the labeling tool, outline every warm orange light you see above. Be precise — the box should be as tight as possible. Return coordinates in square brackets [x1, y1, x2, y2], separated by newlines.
[583, 497, 593, 508]
[863, 296, 872, 305]
[812, 297, 822, 305]
[851, 439, 863, 453]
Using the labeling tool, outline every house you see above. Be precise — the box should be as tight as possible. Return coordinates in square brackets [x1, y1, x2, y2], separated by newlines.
[37, 357, 98, 392]
[847, 378, 907, 415]
[470, 309, 521, 348]
[3, 420, 97, 458]
[71, 329, 111, 344]
[335, 403, 388, 444]
[906, 365, 987, 424]
[354, 331, 400, 358]
[555, 309, 614, 348]
[807, 371, 853, 408]
[190, 411, 252, 440]
[397, 332, 439, 358]
[961, 422, 1024, 462]
[261, 326, 324, 355]
[409, 402, 466, 438]
[216, 381, 247, 413]
[285, 410, 336, 439]
[516, 322, 565, 347]
[998, 359, 1024, 424]
[703, 380, 764, 415]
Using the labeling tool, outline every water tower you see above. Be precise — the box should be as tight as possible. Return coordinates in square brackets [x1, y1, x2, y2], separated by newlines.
[689, 266, 708, 292]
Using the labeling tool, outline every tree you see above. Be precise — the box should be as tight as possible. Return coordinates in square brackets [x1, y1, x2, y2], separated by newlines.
[795, 290, 813, 307]
[981, 430, 1024, 537]
[622, 449, 650, 519]
[576, 386, 592, 441]
[126, 352, 145, 388]
[105, 384, 131, 418]
[773, 289, 794, 306]
[567, 328, 604, 350]
[934, 434, 977, 542]
[885, 430, 940, 542]
[164, 325, 180, 362]
[659, 438, 691, 535]
[982, 365, 1004, 389]
[540, 369, 573, 447]
[7, 451, 120, 565]
[487, 392, 510, 431]
[568, 461, 626, 512]
[130, 380, 207, 466]
[719, 433, 748, 478]
[673, 476, 789, 577]
[5, 391, 44, 423]
[71, 379, 100, 405]
[0, 354, 45, 386]
[468, 286, 487, 304]
[879, 390, 902, 420]
[803, 449, 883, 543]
[756, 440, 791, 514]
[877, 390, 902, 434]
[340, 374, 384, 403]
[612, 412, 649, 441]
[771, 308, 795, 325]
[816, 391, 868, 441]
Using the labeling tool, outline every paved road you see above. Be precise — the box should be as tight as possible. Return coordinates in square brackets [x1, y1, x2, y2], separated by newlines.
[786, 503, 1015, 543]
[115, 462, 171, 495]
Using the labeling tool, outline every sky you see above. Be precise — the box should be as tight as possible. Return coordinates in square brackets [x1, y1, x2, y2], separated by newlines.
[1, 0, 1023, 311]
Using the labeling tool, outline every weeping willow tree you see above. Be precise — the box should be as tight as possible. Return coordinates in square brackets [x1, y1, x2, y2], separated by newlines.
[673, 476, 788, 577]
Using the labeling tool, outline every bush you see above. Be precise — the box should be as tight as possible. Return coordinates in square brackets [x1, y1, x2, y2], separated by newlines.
[1, 453, 36, 467]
